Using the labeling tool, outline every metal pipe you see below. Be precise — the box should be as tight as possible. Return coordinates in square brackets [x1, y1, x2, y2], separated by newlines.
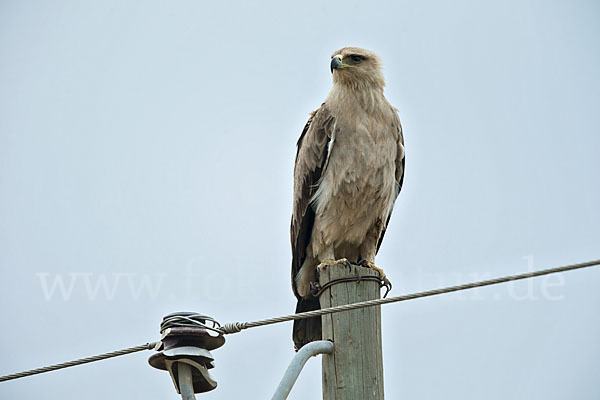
[271, 340, 334, 400]
[177, 362, 196, 400]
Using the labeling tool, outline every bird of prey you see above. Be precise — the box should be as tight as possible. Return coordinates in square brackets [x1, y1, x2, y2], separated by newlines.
[291, 47, 405, 349]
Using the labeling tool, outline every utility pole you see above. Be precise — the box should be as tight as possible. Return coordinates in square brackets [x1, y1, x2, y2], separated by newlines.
[319, 263, 384, 400]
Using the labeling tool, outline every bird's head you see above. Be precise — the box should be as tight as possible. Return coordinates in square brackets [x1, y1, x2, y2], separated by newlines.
[330, 47, 385, 89]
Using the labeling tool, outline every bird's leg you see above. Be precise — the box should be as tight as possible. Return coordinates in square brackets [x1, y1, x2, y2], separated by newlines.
[358, 222, 392, 296]
[314, 245, 352, 271]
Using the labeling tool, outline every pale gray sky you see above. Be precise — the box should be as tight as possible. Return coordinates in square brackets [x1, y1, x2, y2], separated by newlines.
[1, 1, 599, 399]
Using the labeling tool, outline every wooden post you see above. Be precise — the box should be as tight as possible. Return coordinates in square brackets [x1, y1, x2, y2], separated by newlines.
[319, 263, 384, 400]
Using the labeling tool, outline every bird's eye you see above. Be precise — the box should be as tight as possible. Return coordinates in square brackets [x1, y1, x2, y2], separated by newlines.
[350, 55, 363, 63]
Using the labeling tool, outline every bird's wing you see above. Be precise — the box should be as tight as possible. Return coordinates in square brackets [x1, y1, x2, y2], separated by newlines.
[376, 111, 405, 253]
[291, 104, 335, 298]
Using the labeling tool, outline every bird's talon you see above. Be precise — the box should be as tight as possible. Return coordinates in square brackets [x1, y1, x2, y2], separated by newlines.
[317, 258, 352, 271]
[381, 276, 392, 298]
[356, 259, 392, 296]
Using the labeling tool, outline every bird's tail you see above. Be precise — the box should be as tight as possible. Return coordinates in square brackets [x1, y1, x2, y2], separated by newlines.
[292, 296, 322, 350]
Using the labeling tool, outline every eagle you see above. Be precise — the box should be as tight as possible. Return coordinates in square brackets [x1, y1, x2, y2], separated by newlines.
[291, 47, 405, 350]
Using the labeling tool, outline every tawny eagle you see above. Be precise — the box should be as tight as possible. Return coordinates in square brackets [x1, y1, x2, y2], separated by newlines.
[291, 47, 405, 349]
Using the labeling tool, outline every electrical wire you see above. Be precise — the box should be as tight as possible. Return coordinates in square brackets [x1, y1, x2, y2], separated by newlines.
[0, 342, 157, 382]
[1, 258, 598, 383]
[219, 258, 600, 334]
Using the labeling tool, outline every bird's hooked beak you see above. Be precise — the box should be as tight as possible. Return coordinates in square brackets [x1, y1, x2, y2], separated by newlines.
[330, 54, 343, 73]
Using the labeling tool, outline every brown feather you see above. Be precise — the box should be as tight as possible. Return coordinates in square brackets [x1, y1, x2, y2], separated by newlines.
[376, 113, 405, 252]
[290, 104, 335, 299]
